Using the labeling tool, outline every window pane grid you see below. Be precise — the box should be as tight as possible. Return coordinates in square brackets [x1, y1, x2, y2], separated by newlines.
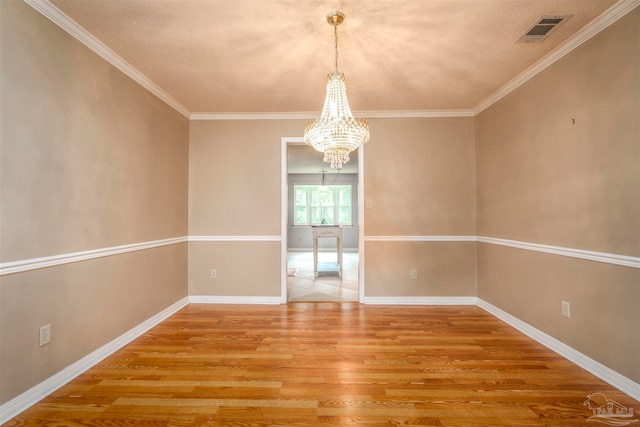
[293, 184, 351, 226]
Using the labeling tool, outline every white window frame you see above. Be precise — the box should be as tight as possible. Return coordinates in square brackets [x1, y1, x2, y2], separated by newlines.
[294, 184, 352, 226]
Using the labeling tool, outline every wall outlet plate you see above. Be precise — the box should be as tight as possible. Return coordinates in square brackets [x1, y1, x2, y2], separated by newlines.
[561, 301, 570, 318]
[39, 324, 51, 346]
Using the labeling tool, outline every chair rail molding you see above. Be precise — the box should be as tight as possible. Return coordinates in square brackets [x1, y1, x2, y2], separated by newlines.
[477, 236, 640, 268]
[0, 237, 188, 276]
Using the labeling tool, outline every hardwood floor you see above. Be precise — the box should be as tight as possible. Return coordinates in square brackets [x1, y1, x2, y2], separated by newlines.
[7, 303, 639, 426]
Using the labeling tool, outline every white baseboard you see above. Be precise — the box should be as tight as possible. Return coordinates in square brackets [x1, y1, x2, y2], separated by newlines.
[189, 295, 282, 305]
[364, 296, 478, 305]
[476, 298, 640, 401]
[0, 297, 189, 425]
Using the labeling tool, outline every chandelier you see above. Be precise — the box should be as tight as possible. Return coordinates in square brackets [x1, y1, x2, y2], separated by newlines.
[304, 11, 370, 170]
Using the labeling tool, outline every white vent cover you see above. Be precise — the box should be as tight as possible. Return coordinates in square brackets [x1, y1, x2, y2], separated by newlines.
[518, 15, 572, 42]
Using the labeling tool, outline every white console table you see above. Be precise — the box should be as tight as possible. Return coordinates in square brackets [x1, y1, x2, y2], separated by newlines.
[311, 225, 342, 277]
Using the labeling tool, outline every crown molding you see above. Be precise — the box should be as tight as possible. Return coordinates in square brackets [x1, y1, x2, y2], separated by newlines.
[24, 0, 638, 120]
[190, 110, 474, 120]
[473, 0, 640, 115]
[357, 110, 475, 118]
[190, 112, 317, 120]
[24, 0, 191, 118]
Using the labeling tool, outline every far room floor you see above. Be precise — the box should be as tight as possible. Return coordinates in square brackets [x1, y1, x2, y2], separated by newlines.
[287, 251, 359, 302]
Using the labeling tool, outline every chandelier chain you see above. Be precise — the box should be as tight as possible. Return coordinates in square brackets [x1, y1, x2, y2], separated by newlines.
[334, 23, 339, 73]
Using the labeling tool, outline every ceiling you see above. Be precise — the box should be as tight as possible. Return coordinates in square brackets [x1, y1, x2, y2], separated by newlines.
[33, 0, 628, 174]
[43, 0, 621, 116]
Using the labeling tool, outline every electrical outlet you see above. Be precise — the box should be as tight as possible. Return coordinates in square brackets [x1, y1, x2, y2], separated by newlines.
[39, 324, 51, 346]
[410, 269, 418, 280]
[210, 269, 217, 279]
[366, 199, 372, 209]
[561, 301, 570, 318]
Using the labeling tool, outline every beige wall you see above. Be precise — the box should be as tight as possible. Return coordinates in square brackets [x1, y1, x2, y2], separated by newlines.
[365, 241, 476, 297]
[364, 117, 477, 297]
[189, 241, 281, 297]
[476, 10, 639, 256]
[0, 1, 189, 404]
[188, 120, 305, 296]
[189, 120, 305, 236]
[475, 9, 639, 382]
[365, 118, 476, 236]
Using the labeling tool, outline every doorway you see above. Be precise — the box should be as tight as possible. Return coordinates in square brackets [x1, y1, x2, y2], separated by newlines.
[281, 137, 364, 303]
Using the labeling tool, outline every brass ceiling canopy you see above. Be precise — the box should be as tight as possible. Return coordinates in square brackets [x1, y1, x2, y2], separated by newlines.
[326, 10, 345, 26]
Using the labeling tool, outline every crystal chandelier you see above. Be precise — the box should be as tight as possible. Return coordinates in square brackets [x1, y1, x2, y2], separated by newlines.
[304, 11, 370, 170]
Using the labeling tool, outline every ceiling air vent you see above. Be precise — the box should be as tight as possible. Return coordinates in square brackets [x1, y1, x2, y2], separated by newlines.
[518, 15, 572, 42]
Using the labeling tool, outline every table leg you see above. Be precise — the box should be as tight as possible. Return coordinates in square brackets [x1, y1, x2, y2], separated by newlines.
[337, 236, 343, 277]
[313, 233, 318, 277]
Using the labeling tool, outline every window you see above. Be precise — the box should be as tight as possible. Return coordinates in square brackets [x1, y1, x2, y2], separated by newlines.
[294, 184, 352, 226]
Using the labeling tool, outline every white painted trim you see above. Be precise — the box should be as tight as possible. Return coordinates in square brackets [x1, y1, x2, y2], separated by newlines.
[193, 112, 316, 120]
[0, 297, 190, 425]
[364, 296, 478, 305]
[4, 234, 635, 278]
[363, 235, 639, 268]
[358, 143, 366, 303]
[357, 110, 475, 119]
[24, 0, 190, 118]
[280, 137, 366, 303]
[287, 248, 358, 253]
[473, 0, 640, 114]
[282, 138, 304, 303]
[477, 236, 640, 268]
[477, 298, 640, 401]
[365, 235, 477, 242]
[0, 237, 188, 276]
[188, 235, 281, 242]
[190, 110, 474, 121]
[189, 296, 282, 305]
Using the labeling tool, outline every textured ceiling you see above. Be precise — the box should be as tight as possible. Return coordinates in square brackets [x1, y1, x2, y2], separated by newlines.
[46, 0, 619, 114]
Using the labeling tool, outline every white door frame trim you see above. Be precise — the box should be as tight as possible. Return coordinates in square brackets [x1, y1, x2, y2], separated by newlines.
[281, 137, 365, 303]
